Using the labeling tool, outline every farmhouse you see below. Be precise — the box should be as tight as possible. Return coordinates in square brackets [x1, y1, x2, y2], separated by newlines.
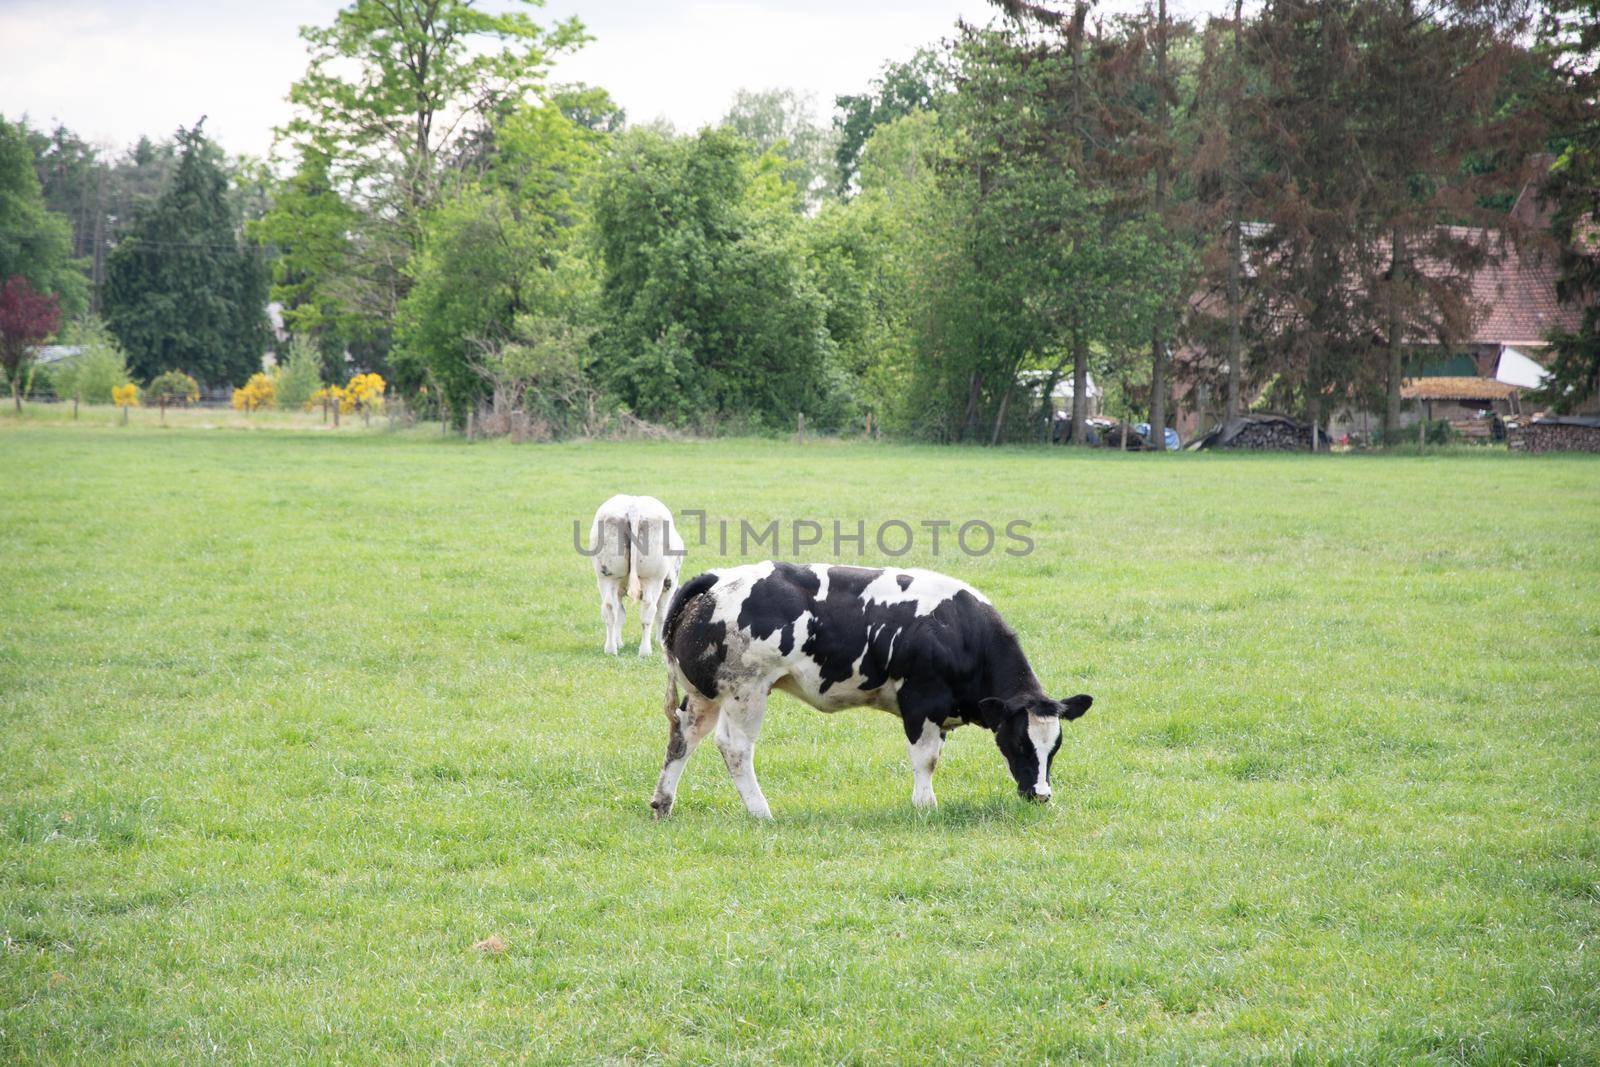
[1173, 175, 1591, 442]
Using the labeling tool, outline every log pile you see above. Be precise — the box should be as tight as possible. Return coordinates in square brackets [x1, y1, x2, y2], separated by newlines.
[1191, 413, 1321, 451]
[1506, 416, 1600, 454]
[1098, 422, 1151, 450]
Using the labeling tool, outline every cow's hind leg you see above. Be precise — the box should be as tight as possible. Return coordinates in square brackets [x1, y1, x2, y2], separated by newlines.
[636, 576, 666, 658]
[717, 691, 773, 819]
[597, 576, 625, 655]
[651, 692, 720, 819]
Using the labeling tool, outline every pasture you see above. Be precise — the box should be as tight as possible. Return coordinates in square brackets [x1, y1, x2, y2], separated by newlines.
[2, 419, 1597, 1063]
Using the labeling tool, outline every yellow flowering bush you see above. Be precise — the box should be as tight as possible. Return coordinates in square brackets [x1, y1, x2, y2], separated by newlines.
[311, 373, 385, 415]
[346, 372, 386, 412]
[309, 384, 346, 412]
[231, 372, 277, 413]
[112, 383, 140, 407]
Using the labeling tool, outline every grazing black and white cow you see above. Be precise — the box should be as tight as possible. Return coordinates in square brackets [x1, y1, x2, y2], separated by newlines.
[651, 562, 1093, 818]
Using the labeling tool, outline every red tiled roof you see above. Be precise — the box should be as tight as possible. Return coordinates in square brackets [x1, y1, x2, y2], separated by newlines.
[1455, 236, 1582, 346]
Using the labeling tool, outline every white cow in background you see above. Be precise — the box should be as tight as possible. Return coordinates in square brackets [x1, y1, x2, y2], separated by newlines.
[589, 494, 684, 656]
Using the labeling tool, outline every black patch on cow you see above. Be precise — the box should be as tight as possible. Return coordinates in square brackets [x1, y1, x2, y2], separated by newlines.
[738, 563, 820, 656]
[895, 573, 913, 591]
[796, 567, 902, 693]
[663, 571, 726, 698]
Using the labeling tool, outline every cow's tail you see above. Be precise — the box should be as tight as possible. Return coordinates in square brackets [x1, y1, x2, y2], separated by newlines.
[663, 668, 680, 724]
[625, 513, 648, 601]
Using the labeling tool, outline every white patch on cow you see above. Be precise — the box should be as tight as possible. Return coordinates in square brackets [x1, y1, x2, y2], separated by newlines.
[1027, 714, 1061, 798]
[860, 568, 989, 617]
[908, 717, 943, 808]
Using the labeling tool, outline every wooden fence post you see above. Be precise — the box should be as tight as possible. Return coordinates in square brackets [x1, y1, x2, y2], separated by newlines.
[122, 404, 128, 426]
[796, 411, 806, 444]
[467, 409, 476, 442]
[73, 393, 79, 420]
[1418, 418, 1425, 453]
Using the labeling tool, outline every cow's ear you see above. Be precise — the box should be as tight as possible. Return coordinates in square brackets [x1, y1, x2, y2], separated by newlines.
[977, 697, 1011, 720]
[1057, 694, 1093, 720]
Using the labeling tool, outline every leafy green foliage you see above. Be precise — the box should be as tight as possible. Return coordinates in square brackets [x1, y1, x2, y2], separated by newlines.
[592, 129, 846, 430]
[274, 334, 325, 411]
[102, 125, 269, 387]
[833, 48, 950, 197]
[145, 369, 200, 405]
[0, 117, 86, 316]
[50, 315, 132, 403]
[247, 150, 363, 348]
[1533, 0, 1600, 412]
[394, 99, 600, 424]
[720, 88, 837, 211]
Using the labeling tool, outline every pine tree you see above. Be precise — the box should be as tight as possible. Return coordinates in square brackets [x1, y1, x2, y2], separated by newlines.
[1535, 0, 1600, 412]
[103, 123, 269, 387]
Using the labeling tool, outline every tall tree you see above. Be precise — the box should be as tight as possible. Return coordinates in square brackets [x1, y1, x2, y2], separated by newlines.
[592, 128, 843, 429]
[247, 149, 362, 356]
[721, 88, 838, 211]
[1147, 0, 1175, 448]
[1358, 0, 1526, 436]
[269, 0, 587, 369]
[103, 124, 269, 386]
[1535, 0, 1600, 411]
[833, 49, 952, 196]
[395, 99, 601, 418]
[0, 116, 87, 316]
[897, 13, 1180, 444]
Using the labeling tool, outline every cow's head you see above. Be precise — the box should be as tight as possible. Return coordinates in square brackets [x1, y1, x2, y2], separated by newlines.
[981, 694, 1093, 801]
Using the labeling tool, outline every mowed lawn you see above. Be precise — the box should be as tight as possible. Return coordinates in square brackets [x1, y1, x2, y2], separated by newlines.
[2, 421, 1597, 1064]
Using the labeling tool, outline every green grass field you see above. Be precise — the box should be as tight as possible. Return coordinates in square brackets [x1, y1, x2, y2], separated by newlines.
[2, 415, 1598, 1063]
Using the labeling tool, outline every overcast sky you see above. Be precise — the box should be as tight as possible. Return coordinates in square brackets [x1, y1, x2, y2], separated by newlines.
[2, 0, 1221, 160]
[0, 0, 1000, 159]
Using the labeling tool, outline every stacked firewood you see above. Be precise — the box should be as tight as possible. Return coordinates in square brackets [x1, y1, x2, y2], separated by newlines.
[1193, 414, 1317, 451]
[1507, 418, 1600, 453]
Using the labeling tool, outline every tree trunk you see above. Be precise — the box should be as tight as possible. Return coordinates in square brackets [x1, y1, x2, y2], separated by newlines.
[1148, 0, 1170, 453]
[989, 382, 1012, 446]
[12, 378, 20, 413]
[1384, 227, 1406, 439]
[1225, 0, 1244, 423]
[1226, 214, 1242, 423]
[1071, 330, 1090, 446]
[960, 370, 983, 442]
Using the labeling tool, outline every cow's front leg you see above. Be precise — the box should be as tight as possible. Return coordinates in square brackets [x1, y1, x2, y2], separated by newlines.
[716, 694, 772, 819]
[651, 694, 719, 818]
[906, 717, 944, 809]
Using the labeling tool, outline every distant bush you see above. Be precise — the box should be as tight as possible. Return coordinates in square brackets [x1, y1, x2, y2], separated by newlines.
[51, 316, 132, 404]
[232, 372, 276, 413]
[147, 370, 199, 406]
[274, 335, 324, 411]
[112, 383, 140, 407]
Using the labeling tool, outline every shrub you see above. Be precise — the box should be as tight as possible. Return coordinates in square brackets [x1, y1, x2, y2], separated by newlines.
[147, 370, 199, 406]
[52, 316, 132, 403]
[112, 383, 140, 407]
[346, 372, 385, 412]
[274, 335, 324, 411]
[232, 372, 277, 412]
